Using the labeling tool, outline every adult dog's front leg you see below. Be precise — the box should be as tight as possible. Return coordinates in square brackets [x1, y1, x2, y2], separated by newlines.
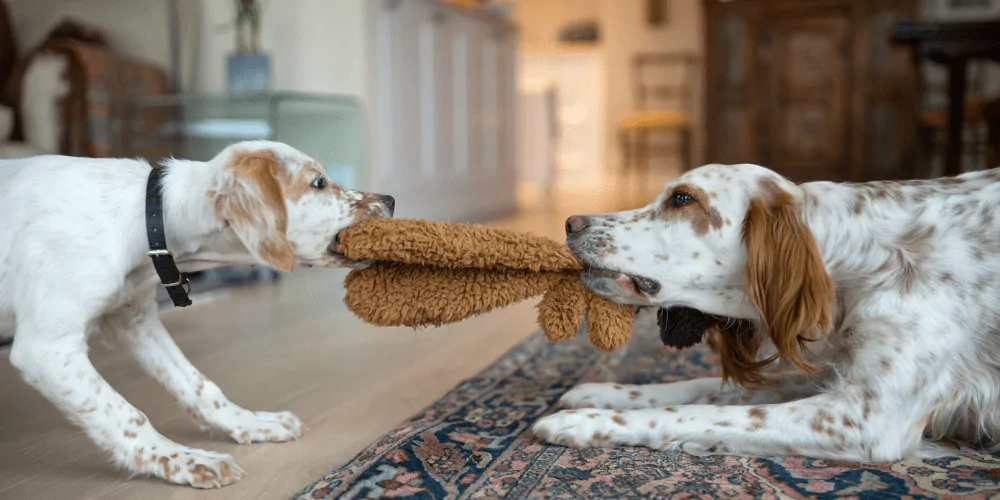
[9, 324, 243, 488]
[534, 391, 923, 461]
[560, 373, 822, 410]
[123, 307, 304, 444]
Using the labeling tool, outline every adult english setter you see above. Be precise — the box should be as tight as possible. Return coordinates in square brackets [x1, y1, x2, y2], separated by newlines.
[533, 163, 1000, 462]
[0, 141, 393, 487]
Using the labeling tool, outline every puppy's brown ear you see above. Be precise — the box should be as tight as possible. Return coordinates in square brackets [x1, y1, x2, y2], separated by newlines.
[741, 179, 834, 374]
[216, 150, 295, 273]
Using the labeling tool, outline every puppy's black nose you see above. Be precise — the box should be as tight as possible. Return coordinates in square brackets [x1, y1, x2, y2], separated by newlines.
[633, 276, 661, 294]
[566, 215, 590, 235]
[378, 194, 395, 216]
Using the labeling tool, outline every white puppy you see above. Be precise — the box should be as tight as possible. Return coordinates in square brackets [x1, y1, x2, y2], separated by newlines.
[0, 141, 393, 487]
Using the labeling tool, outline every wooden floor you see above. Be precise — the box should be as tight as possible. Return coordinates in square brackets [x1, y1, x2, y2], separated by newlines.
[0, 183, 653, 500]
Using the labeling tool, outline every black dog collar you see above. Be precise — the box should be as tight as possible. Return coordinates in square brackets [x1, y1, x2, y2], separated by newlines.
[146, 167, 192, 307]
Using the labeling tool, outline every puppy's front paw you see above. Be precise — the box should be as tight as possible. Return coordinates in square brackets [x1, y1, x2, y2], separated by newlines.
[225, 410, 305, 444]
[532, 409, 622, 449]
[134, 445, 245, 488]
[559, 383, 653, 410]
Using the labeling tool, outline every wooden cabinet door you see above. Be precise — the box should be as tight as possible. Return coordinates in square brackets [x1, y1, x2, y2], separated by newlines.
[763, 8, 852, 182]
[858, 0, 918, 180]
[705, 1, 765, 166]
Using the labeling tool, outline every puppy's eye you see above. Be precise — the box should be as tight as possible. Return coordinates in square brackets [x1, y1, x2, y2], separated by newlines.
[669, 192, 693, 208]
[311, 177, 327, 190]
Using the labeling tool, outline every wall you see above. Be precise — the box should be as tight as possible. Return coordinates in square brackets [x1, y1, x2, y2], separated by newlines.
[8, 0, 371, 99]
[195, 0, 370, 98]
[506, 0, 704, 177]
[500, 0, 602, 52]
[600, 0, 704, 171]
[8, 0, 172, 61]
[8, 0, 200, 89]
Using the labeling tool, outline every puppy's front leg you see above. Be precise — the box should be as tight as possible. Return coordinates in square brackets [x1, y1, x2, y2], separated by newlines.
[9, 326, 243, 488]
[123, 306, 304, 444]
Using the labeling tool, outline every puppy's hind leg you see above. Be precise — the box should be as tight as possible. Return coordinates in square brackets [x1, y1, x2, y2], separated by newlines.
[9, 318, 244, 488]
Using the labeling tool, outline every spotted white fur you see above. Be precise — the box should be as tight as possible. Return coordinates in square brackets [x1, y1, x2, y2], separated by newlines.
[535, 163, 1000, 461]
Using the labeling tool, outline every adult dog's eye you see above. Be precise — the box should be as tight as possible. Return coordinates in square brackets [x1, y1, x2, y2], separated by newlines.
[669, 192, 693, 208]
[311, 177, 327, 190]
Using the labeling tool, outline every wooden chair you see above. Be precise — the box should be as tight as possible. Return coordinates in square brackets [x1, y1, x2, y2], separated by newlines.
[618, 53, 698, 192]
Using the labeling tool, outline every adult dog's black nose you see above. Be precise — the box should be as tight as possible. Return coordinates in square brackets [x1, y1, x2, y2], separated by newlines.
[566, 215, 590, 236]
[378, 194, 395, 216]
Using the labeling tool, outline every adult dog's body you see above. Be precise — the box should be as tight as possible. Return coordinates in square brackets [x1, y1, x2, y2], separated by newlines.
[0, 141, 393, 487]
[533, 163, 1000, 461]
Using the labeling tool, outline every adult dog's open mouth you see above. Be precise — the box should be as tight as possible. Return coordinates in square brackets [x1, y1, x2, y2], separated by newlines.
[583, 266, 661, 295]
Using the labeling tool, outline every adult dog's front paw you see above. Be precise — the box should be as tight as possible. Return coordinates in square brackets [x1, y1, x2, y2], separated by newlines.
[559, 383, 655, 410]
[532, 409, 626, 448]
[224, 410, 305, 444]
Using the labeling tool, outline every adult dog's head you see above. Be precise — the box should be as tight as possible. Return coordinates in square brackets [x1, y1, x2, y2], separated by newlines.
[566, 164, 835, 384]
[206, 141, 394, 272]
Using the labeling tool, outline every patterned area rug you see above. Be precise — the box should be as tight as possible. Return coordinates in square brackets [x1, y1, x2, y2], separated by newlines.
[294, 313, 1000, 499]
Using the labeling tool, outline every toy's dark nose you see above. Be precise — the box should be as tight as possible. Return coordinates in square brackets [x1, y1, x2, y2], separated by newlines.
[378, 195, 395, 216]
[566, 215, 590, 235]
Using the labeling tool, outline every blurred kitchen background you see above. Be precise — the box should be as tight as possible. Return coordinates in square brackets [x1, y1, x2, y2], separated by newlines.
[0, 0, 997, 294]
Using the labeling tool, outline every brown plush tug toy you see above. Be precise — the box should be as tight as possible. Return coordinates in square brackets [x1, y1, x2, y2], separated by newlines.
[335, 218, 638, 352]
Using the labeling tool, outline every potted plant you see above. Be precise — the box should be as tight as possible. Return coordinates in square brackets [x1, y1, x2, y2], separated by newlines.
[227, 0, 269, 94]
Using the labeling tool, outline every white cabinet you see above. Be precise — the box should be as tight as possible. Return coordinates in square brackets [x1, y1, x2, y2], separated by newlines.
[372, 0, 518, 221]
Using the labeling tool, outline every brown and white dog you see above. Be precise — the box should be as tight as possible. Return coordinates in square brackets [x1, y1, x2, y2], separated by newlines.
[0, 141, 393, 487]
[534, 162, 1000, 462]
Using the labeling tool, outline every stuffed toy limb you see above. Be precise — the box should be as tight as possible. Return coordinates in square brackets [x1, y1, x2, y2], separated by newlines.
[336, 219, 634, 351]
[337, 218, 710, 352]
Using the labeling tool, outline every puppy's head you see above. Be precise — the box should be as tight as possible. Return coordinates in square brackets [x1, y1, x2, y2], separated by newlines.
[567, 164, 834, 384]
[212, 141, 394, 272]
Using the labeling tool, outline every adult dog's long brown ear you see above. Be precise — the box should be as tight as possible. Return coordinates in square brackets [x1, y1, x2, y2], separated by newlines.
[216, 150, 295, 273]
[741, 179, 835, 375]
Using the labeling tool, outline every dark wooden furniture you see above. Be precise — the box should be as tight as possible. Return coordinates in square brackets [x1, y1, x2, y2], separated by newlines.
[986, 98, 1000, 170]
[893, 21, 1000, 177]
[704, 0, 918, 183]
[619, 53, 699, 191]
